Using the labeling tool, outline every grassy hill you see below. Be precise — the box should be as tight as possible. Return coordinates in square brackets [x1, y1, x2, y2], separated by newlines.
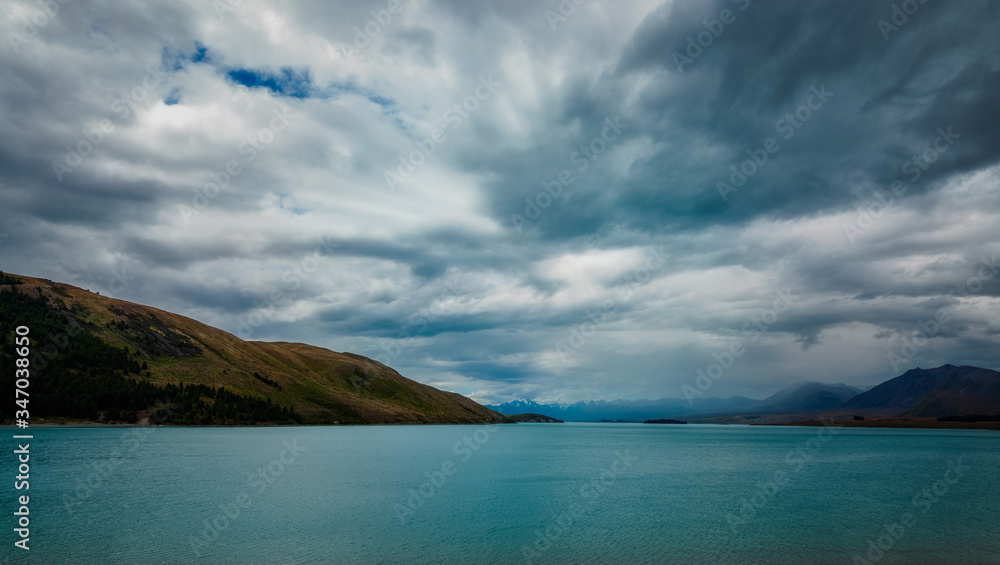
[0, 273, 510, 426]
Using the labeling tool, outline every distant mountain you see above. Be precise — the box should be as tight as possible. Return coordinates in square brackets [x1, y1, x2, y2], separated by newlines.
[488, 382, 863, 422]
[491, 369, 1000, 423]
[494, 399, 548, 414]
[752, 381, 862, 413]
[489, 395, 760, 422]
[0, 274, 510, 425]
[843, 365, 1000, 411]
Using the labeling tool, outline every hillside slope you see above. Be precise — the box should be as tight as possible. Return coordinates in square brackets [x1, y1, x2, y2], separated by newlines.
[843, 365, 1000, 411]
[900, 390, 1000, 418]
[751, 381, 862, 413]
[0, 274, 509, 425]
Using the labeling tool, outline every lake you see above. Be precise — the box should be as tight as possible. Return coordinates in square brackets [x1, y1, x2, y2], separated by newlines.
[6, 423, 999, 564]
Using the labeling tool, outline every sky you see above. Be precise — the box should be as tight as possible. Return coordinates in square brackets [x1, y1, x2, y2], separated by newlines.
[1, 0, 999, 405]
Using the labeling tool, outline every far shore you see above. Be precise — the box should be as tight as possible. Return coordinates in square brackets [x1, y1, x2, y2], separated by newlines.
[775, 417, 1000, 431]
[3, 420, 285, 428]
[4, 417, 999, 430]
[0, 419, 514, 428]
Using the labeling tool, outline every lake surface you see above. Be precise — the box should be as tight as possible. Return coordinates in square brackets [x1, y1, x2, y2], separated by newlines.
[5, 423, 999, 564]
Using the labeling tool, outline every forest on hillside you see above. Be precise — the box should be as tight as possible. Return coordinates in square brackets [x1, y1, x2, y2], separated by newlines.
[0, 275, 300, 425]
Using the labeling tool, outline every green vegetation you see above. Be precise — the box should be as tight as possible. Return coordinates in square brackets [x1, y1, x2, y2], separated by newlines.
[157, 382, 300, 425]
[0, 287, 300, 425]
[0, 271, 22, 285]
[0, 274, 511, 426]
[252, 371, 282, 390]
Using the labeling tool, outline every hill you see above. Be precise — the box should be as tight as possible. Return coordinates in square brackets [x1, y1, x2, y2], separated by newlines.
[0, 273, 510, 426]
[843, 365, 1000, 411]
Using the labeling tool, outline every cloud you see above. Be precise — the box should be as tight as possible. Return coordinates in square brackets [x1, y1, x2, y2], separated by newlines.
[1, 0, 998, 404]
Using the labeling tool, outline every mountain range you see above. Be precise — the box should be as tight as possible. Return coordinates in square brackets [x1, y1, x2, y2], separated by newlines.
[489, 368, 1000, 422]
[3, 272, 998, 428]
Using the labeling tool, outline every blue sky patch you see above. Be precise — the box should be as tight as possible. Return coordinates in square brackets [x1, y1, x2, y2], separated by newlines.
[191, 42, 210, 63]
[164, 87, 182, 105]
[226, 67, 314, 99]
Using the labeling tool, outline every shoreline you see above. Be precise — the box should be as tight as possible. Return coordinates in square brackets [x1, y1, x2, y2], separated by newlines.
[774, 417, 1000, 431]
[0, 420, 514, 428]
[4, 419, 998, 430]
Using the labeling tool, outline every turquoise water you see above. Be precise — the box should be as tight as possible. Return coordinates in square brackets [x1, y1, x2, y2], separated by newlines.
[4, 423, 999, 564]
